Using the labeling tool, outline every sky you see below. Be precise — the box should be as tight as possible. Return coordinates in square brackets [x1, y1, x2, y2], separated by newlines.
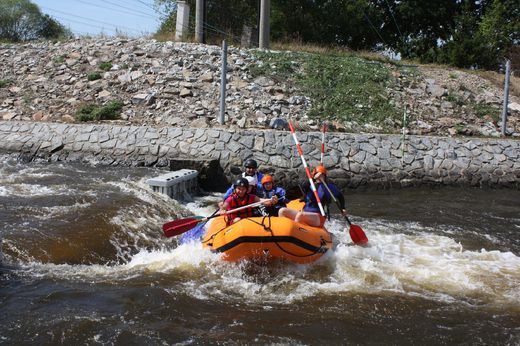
[32, 0, 164, 37]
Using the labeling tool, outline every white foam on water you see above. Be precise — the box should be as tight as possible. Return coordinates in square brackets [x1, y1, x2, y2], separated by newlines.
[18, 242, 221, 282]
[16, 219, 520, 309]
[183, 193, 222, 216]
[326, 218, 520, 307]
[1, 183, 56, 197]
[106, 177, 174, 206]
[4, 170, 518, 310]
[22, 202, 93, 219]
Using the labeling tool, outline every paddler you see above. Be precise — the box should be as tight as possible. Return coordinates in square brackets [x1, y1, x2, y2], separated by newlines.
[222, 158, 264, 200]
[219, 177, 278, 225]
[279, 165, 346, 227]
[258, 175, 288, 217]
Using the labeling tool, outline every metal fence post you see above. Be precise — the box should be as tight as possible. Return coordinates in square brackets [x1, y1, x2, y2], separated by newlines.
[219, 40, 227, 125]
[501, 59, 511, 136]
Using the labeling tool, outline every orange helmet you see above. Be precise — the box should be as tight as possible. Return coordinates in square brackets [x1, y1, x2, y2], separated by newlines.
[261, 175, 274, 185]
[312, 165, 327, 177]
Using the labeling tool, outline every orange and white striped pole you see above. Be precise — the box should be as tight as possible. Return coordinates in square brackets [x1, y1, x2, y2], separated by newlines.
[320, 122, 327, 165]
[288, 120, 325, 216]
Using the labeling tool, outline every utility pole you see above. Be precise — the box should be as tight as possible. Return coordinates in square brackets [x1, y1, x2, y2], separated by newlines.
[219, 40, 228, 125]
[195, 0, 205, 43]
[175, 1, 190, 41]
[501, 60, 511, 136]
[259, 0, 270, 49]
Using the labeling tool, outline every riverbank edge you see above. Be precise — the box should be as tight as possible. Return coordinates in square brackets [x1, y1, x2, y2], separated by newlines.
[1, 121, 518, 189]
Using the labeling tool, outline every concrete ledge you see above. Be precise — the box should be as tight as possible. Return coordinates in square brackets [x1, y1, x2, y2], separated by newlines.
[0, 121, 518, 189]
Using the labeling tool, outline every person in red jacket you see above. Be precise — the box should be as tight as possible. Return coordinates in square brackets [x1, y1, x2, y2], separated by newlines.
[219, 177, 278, 225]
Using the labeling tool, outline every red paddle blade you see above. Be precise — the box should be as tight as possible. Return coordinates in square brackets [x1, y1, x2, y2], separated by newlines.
[162, 218, 200, 238]
[349, 224, 368, 245]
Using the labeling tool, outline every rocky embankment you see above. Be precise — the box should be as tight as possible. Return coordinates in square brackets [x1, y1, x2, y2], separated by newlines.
[1, 37, 519, 137]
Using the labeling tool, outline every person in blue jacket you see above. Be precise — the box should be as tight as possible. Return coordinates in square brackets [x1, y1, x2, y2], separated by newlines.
[222, 158, 264, 200]
[257, 175, 288, 216]
[279, 165, 347, 227]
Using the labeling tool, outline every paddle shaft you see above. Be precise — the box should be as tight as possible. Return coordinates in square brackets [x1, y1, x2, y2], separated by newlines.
[319, 177, 351, 225]
[199, 200, 266, 223]
[163, 200, 268, 237]
[223, 200, 265, 215]
[319, 177, 368, 244]
[320, 122, 327, 165]
[288, 121, 326, 216]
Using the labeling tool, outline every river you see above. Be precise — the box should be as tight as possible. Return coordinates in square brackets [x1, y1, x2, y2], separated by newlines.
[1, 157, 519, 345]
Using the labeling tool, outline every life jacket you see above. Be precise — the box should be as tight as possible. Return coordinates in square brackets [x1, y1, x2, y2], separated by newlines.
[259, 186, 288, 216]
[303, 183, 331, 217]
[225, 192, 257, 224]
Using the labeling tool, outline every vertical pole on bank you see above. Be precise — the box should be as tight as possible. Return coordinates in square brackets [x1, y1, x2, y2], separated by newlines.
[259, 0, 270, 49]
[401, 105, 407, 163]
[501, 60, 511, 137]
[219, 40, 228, 125]
[195, 0, 205, 43]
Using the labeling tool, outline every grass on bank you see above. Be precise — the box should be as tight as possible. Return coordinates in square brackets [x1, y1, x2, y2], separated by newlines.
[250, 49, 411, 132]
[474, 70, 520, 99]
[0, 79, 12, 88]
[76, 100, 123, 122]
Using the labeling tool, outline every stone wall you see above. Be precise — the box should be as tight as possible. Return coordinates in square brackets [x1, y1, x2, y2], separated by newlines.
[1, 121, 518, 189]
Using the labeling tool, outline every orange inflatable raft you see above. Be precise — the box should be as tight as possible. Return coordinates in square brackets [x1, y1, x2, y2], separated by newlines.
[201, 202, 333, 264]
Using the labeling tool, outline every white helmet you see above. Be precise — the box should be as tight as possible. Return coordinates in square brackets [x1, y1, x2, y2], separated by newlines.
[244, 174, 258, 187]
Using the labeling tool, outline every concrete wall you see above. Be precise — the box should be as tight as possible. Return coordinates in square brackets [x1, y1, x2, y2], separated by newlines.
[1, 121, 519, 189]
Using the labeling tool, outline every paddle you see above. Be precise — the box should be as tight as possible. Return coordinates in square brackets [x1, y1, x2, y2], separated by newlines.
[162, 200, 266, 238]
[319, 177, 368, 245]
[288, 120, 326, 216]
[320, 121, 327, 166]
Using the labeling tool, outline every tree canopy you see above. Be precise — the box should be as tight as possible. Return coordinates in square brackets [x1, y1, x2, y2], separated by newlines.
[0, 0, 70, 42]
[153, 0, 519, 71]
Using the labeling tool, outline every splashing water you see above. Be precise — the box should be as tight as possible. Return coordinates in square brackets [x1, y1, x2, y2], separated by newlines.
[1, 158, 519, 344]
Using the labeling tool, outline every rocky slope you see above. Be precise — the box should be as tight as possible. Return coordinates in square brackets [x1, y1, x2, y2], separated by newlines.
[1, 37, 519, 137]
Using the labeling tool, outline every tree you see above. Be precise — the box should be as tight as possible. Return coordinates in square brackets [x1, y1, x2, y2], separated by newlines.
[478, 0, 520, 66]
[154, 0, 258, 44]
[0, 0, 69, 42]
[389, 0, 459, 60]
[436, 0, 519, 70]
[153, 0, 518, 71]
[39, 14, 71, 40]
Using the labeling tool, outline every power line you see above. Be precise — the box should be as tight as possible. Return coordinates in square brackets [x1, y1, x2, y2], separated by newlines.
[383, 0, 405, 45]
[362, 9, 389, 47]
[41, 7, 143, 34]
[102, 0, 157, 18]
[51, 14, 141, 34]
[130, 0, 158, 12]
[73, 0, 158, 20]
[90, 0, 166, 17]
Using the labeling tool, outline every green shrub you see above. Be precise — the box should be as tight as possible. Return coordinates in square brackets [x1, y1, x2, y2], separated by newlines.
[76, 100, 124, 122]
[446, 93, 466, 107]
[473, 102, 500, 122]
[0, 79, 11, 88]
[99, 61, 113, 71]
[251, 50, 404, 131]
[87, 72, 102, 81]
[53, 55, 66, 64]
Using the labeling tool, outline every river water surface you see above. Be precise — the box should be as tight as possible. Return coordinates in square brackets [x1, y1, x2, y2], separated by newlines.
[1, 157, 519, 345]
